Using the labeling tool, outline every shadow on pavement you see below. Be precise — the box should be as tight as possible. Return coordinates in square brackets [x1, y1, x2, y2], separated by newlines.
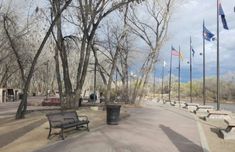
[159, 124, 204, 152]
[210, 127, 223, 139]
[0, 119, 46, 148]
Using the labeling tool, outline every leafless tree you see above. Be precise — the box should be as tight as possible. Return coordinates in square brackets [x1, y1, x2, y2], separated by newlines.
[59, 0, 144, 106]
[127, 0, 174, 103]
[4, 0, 73, 119]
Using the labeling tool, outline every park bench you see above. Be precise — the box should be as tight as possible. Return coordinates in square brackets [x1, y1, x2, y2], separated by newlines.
[205, 109, 231, 120]
[170, 100, 186, 107]
[163, 99, 170, 104]
[220, 119, 235, 139]
[194, 105, 214, 114]
[184, 103, 199, 112]
[46, 111, 89, 140]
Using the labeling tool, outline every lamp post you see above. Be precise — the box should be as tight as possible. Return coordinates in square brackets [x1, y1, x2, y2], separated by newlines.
[161, 61, 166, 101]
[46, 60, 49, 100]
[130, 72, 136, 100]
[154, 66, 156, 97]
[93, 48, 98, 103]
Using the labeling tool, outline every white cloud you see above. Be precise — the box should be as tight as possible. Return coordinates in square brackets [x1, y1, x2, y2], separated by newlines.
[159, 0, 235, 81]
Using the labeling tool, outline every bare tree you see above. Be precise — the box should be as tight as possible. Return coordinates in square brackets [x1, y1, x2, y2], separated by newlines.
[127, 0, 174, 103]
[4, 0, 73, 119]
[61, 0, 144, 106]
[49, 0, 73, 108]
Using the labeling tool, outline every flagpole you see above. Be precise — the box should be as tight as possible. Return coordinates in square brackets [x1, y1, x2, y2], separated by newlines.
[169, 49, 173, 102]
[178, 46, 181, 107]
[203, 20, 206, 105]
[190, 36, 192, 103]
[161, 62, 165, 101]
[216, 0, 220, 110]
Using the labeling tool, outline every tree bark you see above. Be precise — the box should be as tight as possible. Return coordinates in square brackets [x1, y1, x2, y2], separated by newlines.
[15, 0, 72, 119]
[106, 47, 119, 103]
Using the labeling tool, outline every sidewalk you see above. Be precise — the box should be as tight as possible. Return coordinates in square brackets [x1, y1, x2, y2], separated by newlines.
[0, 96, 60, 119]
[34, 102, 204, 152]
[1, 100, 234, 152]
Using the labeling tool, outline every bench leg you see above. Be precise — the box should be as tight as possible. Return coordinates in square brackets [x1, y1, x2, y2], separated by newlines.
[225, 126, 232, 132]
[48, 127, 52, 139]
[87, 123, 89, 132]
[60, 128, 64, 140]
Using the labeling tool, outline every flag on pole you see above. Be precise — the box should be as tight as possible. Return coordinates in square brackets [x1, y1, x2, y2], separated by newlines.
[203, 25, 215, 41]
[163, 60, 167, 67]
[171, 46, 180, 56]
[180, 52, 184, 61]
[192, 48, 195, 57]
[171, 46, 183, 60]
[218, 1, 229, 30]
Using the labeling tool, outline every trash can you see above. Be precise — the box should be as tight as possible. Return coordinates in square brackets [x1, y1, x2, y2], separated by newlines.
[79, 98, 82, 107]
[89, 93, 97, 102]
[19, 93, 23, 100]
[106, 104, 121, 125]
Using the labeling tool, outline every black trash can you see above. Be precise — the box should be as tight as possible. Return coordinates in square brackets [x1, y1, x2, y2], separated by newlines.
[89, 93, 97, 101]
[106, 104, 121, 125]
[19, 93, 23, 100]
[79, 98, 82, 107]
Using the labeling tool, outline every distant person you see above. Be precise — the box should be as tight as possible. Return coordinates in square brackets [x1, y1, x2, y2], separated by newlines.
[100, 92, 105, 103]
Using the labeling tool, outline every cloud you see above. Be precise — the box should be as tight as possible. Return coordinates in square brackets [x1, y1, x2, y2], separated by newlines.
[159, 0, 235, 81]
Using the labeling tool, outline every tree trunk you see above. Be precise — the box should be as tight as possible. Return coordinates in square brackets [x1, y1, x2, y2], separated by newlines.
[15, 0, 72, 119]
[106, 48, 119, 103]
[54, 47, 63, 104]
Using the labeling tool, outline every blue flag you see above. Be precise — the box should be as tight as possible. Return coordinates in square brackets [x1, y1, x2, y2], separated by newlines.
[218, 2, 229, 30]
[203, 25, 215, 41]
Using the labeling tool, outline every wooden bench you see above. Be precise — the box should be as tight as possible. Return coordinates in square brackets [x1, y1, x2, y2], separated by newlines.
[46, 111, 89, 140]
[220, 119, 235, 139]
[205, 110, 231, 120]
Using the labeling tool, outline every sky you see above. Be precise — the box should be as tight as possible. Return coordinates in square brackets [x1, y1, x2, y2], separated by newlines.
[2, 0, 235, 83]
[156, 0, 235, 82]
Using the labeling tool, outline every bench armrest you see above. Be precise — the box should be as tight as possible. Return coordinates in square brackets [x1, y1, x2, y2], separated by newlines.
[78, 115, 89, 121]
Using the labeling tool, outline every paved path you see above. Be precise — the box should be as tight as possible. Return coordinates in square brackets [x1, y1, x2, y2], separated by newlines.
[0, 96, 60, 118]
[35, 102, 204, 152]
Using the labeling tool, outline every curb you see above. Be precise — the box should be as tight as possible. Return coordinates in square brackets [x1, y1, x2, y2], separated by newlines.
[195, 115, 211, 152]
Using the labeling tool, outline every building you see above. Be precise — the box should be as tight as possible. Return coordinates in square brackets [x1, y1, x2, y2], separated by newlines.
[0, 88, 22, 103]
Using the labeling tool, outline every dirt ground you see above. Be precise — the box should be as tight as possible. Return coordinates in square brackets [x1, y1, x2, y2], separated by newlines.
[0, 107, 110, 152]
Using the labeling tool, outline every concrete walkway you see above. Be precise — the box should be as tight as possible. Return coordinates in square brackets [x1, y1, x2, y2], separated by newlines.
[35, 102, 205, 152]
[0, 96, 60, 119]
